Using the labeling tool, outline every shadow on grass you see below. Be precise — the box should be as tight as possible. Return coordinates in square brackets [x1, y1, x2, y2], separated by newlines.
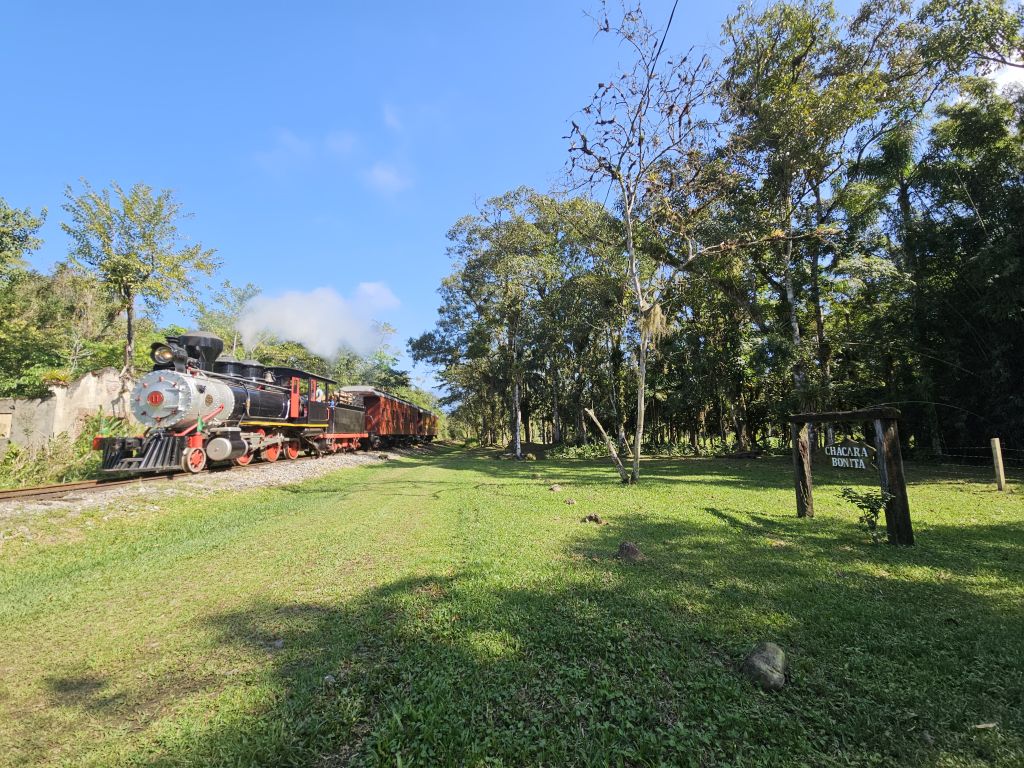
[129, 508, 1022, 767]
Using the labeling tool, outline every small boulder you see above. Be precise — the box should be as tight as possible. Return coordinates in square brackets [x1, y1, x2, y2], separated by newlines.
[323, 674, 336, 686]
[581, 514, 604, 525]
[549, 484, 562, 492]
[741, 641, 787, 691]
[565, 498, 577, 505]
[616, 541, 645, 562]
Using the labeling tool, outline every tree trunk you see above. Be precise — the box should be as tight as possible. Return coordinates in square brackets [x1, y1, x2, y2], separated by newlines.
[522, 391, 531, 445]
[623, 199, 646, 484]
[585, 408, 630, 483]
[511, 378, 522, 458]
[631, 329, 648, 484]
[810, 187, 833, 411]
[608, 329, 632, 457]
[550, 361, 562, 444]
[122, 292, 136, 376]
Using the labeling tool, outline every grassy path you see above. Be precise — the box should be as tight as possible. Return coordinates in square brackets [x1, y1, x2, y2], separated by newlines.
[1, 448, 1022, 766]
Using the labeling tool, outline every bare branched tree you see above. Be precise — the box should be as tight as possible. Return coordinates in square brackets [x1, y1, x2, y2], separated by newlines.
[568, 0, 719, 483]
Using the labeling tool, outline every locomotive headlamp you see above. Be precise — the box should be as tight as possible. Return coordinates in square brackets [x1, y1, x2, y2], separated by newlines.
[151, 344, 175, 364]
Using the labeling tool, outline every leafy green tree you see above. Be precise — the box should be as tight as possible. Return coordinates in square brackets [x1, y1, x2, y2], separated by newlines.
[0, 197, 45, 280]
[62, 181, 219, 375]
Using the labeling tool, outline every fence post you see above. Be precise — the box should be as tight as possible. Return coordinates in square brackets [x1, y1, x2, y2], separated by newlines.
[874, 417, 914, 546]
[991, 437, 1006, 491]
[791, 421, 814, 518]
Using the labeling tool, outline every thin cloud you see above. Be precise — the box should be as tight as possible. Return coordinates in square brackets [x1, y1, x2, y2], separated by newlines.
[253, 129, 314, 173]
[383, 103, 402, 132]
[366, 162, 412, 194]
[254, 128, 358, 172]
[325, 130, 357, 157]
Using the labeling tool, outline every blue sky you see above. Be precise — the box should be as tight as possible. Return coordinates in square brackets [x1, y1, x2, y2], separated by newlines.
[2, 1, 809, 388]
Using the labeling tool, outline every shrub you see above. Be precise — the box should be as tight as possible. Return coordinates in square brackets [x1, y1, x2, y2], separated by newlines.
[0, 412, 133, 489]
[841, 487, 892, 544]
[40, 369, 73, 387]
[549, 443, 609, 460]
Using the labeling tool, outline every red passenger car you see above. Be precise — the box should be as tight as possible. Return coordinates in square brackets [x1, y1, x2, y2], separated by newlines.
[341, 386, 437, 448]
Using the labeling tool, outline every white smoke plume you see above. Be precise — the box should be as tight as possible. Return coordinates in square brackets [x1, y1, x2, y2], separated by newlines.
[236, 283, 400, 358]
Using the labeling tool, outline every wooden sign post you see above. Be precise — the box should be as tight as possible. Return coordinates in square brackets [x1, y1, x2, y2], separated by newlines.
[790, 408, 914, 546]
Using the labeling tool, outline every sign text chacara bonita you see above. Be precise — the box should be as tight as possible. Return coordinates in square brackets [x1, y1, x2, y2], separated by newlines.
[823, 439, 874, 470]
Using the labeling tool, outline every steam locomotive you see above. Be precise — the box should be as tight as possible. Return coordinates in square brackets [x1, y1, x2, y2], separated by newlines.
[94, 331, 437, 474]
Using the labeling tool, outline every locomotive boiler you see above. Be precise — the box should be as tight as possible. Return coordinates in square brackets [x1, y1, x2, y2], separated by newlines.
[94, 331, 437, 474]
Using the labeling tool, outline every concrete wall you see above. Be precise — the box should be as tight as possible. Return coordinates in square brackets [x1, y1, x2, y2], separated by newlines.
[0, 369, 135, 455]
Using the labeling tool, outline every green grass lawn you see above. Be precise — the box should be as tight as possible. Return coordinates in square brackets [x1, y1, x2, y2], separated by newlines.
[1, 448, 1021, 767]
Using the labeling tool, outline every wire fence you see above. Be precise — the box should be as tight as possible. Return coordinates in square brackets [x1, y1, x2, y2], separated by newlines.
[907, 443, 1023, 485]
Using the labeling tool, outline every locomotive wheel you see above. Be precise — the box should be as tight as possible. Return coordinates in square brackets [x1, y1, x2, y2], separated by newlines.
[233, 452, 253, 466]
[182, 446, 207, 474]
[284, 440, 300, 460]
[262, 442, 281, 463]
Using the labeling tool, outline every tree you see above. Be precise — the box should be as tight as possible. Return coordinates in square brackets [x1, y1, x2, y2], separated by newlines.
[62, 181, 219, 375]
[0, 197, 45, 280]
[920, 0, 1024, 73]
[568, 1, 720, 482]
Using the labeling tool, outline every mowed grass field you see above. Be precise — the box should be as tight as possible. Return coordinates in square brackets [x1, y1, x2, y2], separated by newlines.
[1, 448, 1022, 767]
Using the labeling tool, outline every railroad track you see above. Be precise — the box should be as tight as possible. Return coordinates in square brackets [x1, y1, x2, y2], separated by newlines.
[0, 474, 182, 502]
[0, 451, 330, 503]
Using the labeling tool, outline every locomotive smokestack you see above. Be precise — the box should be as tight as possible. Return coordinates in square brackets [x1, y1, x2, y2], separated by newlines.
[174, 331, 225, 370]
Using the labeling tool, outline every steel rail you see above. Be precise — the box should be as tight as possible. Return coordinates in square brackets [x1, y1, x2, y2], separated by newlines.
[0, 450, 330, 503]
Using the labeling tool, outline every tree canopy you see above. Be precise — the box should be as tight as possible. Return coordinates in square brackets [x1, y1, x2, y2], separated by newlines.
[413, 0, 1024, 475]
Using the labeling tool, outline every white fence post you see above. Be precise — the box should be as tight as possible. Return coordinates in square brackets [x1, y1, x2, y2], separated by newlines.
[991, 437, 1006, 491]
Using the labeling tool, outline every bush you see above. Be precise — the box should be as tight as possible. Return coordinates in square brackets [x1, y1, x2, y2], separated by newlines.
[548, 443, 609, 460]
[0, 412, 133, 489]
[41, 369, 73, 386]
[840, 487, 892, 544]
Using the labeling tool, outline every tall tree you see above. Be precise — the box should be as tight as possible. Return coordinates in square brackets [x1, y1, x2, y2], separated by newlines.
[568, 1, 721, 481]
[62, 181, 219, 375]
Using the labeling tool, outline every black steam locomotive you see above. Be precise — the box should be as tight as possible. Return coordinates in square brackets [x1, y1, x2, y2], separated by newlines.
[95, 331, 436, 474]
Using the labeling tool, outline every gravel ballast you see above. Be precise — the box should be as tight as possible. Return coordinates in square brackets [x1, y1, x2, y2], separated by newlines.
[0, 450, 399, 525]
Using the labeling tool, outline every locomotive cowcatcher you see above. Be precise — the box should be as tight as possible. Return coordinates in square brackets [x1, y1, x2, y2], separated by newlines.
[94, 331, 437, 474]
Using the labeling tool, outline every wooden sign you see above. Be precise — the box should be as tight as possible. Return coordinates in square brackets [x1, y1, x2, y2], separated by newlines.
[823, 438, 875, 470]
[790, 408, 913, 545]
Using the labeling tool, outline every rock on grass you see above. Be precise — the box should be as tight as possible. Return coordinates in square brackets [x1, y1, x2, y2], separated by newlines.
[741, 641, 787, 691]
[616, 541, 645, 562]
[549, 484, 562, 492]
[581, 513, 604, 524]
